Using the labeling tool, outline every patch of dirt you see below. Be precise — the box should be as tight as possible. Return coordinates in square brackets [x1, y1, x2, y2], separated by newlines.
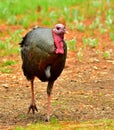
[0, 24, 114, 129]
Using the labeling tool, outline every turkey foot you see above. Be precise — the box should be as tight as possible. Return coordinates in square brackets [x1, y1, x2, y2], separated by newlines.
[45, 117, 50, 122]
[28, 104, 38, 114]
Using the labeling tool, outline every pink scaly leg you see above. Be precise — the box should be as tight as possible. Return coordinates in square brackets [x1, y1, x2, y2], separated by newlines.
[46, 81, 54, 122]
[46, 94, 51, 121]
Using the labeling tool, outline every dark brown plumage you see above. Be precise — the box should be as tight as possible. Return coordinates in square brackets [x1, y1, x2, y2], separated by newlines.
[20, 24, 67, 121]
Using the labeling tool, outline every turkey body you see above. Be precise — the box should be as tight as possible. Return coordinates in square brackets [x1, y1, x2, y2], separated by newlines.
[21, 27, 67, 82]
[20, 24, 67, 121]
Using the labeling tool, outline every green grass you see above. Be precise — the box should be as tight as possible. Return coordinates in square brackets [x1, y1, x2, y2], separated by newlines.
[0, 0, 113, 27]
[1, 60, 16, 67]
[14, 119, 114, 130]
[76, 21, 86, 32]
[83, 37, 99, 48]
[77, 48, 83, 61]
[0, 60, 17, 73]
[103, 51, 111, 59]
[0, 0, 84, 27]
[0, 29, 21, 73]
[0, 67, 12, 73]
[0, 29, 22, 56]
[67, 38, 77, 50]
[110, 33, 114, 42]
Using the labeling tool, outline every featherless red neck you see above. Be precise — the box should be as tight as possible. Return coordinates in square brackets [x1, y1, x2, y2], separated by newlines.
[52, 24, 66, 54]
[52, 31, 64, 54]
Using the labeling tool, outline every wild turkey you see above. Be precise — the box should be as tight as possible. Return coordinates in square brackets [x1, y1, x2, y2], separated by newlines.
[20, 24, 67, 121]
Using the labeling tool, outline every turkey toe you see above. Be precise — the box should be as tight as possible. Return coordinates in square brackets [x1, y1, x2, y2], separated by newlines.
[28, 104, 38, 114]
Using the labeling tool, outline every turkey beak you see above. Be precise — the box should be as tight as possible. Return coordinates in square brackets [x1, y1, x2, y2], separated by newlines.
[65, 30, 69, 34]
[64, 28, 68, 34]
[65, 29, 69, 34]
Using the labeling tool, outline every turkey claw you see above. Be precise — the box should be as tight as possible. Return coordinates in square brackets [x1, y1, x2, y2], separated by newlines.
[45, 118, 50, 122]
[28, 104, 38, 114]
[45, 115, 50, 122]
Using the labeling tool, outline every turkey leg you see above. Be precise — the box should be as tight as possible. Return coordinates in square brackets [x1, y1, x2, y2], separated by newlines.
[28, 79, 38, 114]
[46, 81, 54, 121]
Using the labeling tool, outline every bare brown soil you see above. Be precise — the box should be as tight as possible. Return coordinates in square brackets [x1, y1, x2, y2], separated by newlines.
[0, 24, 114, 129]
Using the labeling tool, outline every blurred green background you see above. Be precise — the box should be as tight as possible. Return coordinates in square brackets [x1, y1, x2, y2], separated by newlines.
[0, 0, 114, 28]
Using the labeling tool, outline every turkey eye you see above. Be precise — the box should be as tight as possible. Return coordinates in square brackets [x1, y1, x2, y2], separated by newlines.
[56, 27, 60, 30]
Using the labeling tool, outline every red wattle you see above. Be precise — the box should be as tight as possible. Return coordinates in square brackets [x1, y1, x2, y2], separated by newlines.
[52, 32, 64, 54]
